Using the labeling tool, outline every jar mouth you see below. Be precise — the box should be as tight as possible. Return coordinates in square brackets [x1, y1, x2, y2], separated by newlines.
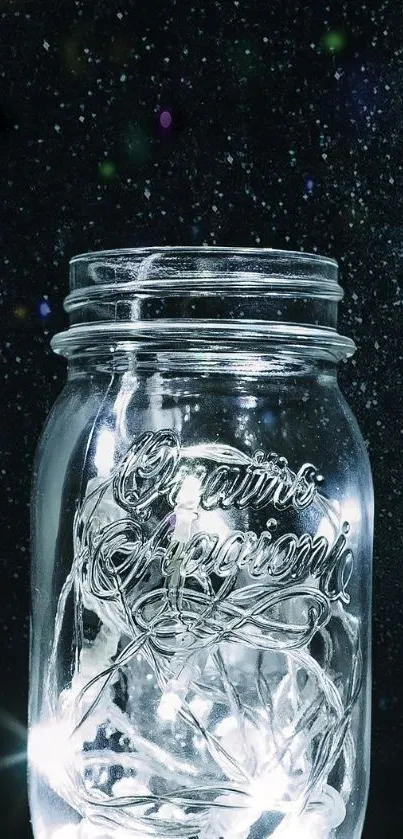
[68, 246, 341, 299]
[52, 247, 356, 362]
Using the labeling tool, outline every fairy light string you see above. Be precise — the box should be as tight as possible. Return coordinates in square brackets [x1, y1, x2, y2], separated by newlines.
[32, 427, 361, 839]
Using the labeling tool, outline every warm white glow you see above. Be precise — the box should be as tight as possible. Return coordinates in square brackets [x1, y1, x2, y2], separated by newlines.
[214, 715, 237, 738]
[28, 720, 73, 790]
[158, 689, 183, 722]
[272, 811, 330, 839]
[175, 474, 202, 507]
[342, 495, 362, 528]
[249, 765, 290, 811]
[271, 784, 346, 839]
[49, 826, 79, 839]
[94, 428, 115, 477]
[196, 508, 232, 539]
[48, 821, 134, 839]
[188, 695, 213, 720]
[274, 814, 325, 839]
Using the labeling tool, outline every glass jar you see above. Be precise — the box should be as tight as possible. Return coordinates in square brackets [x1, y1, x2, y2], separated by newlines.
[29, 247, 373, 839]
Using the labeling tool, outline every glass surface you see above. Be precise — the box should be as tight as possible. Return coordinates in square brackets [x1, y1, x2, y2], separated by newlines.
[29, 248, 373, 839]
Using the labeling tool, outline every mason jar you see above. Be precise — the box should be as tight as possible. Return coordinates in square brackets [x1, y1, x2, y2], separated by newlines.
[29, 247, 373, 839]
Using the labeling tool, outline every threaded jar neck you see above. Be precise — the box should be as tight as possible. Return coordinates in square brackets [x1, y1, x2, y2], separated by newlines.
[51, 247, 355, 363]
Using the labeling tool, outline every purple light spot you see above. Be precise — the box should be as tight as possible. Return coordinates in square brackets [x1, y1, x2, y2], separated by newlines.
[305, 178, 315, 194]
[159, 110, 172, 129]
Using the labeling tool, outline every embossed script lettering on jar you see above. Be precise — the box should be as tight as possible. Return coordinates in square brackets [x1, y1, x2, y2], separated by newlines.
[77, 429, 354, 662]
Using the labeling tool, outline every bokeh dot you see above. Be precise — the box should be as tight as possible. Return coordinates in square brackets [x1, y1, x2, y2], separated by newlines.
[99, 160, 117, 179]
[159, 110, 172, 129]
[13, 304, 28, 320]
[322, 30, 346, 53]
[38, 299, 51, 318]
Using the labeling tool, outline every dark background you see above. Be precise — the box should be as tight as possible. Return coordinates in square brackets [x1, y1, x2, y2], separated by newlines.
[0, 0, 402, 837]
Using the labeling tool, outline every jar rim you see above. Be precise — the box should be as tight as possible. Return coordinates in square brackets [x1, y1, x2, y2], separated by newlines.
[71, 245, 337, 266]
[52, 247, 356, 362]
[68, 246, 342, 299]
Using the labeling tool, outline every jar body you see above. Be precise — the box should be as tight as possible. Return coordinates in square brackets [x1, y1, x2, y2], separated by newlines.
[29, 358, 373, 839]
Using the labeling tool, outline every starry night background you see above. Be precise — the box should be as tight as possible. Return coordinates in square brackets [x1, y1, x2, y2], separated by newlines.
[0, 0, 402, 836]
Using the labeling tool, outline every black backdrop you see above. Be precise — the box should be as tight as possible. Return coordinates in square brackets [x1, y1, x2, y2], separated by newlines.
[1, 1, 402, 837]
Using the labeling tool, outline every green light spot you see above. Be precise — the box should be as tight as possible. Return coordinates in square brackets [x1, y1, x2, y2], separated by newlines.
[99, 160, 116, 179]
[322, 30, 346, 53]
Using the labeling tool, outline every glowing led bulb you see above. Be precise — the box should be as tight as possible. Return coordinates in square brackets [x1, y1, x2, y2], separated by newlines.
[94, 428, 115, 477]
[249, 766, 290, 811]
[188, 695, 212, 720]
[49, 826, 79, 839]
[158, 687, 183, 722]
[28, 719, 74, 791]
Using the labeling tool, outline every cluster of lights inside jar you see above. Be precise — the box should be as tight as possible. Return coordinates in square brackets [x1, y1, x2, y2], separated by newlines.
[29, 401, 361, 839]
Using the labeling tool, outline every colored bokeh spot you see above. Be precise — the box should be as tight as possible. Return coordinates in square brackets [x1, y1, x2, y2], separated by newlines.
[38, 299, 51, 318]
[159, 110, 172, 129]
[99, 160, 117, 180]
[14, 304, 28, 320]
[322, 30, 346, 53]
